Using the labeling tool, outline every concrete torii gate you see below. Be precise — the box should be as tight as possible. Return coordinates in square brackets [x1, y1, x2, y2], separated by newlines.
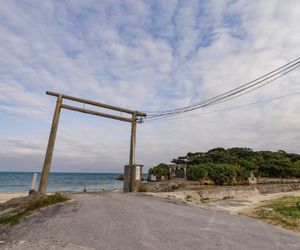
[38, 91, 147, 193]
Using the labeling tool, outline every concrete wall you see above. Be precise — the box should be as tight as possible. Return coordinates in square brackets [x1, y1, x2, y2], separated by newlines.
[197, 183, 300, 200]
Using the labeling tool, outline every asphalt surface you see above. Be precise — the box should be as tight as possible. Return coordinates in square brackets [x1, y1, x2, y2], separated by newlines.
[1, 191, 300, 250]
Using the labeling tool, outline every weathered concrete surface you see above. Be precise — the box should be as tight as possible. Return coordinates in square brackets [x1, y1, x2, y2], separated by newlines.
[152, 190, 300, 215]
[1, 191, 300, 250]
[197, 183, 300, 200]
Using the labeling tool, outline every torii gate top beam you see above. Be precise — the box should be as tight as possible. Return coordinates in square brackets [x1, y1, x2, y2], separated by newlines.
[61, 104, 133, 123]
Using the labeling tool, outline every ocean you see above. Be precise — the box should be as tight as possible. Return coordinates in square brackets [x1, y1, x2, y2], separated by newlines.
[0, 172, 135, 193]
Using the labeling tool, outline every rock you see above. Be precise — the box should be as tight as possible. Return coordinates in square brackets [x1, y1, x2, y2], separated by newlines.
[115, 174, 124, 181]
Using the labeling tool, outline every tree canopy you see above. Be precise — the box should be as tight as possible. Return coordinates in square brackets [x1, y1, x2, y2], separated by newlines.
[148, 163, 169, 177]
[172, 147, 300, 178]
[148, 148, 300, 185]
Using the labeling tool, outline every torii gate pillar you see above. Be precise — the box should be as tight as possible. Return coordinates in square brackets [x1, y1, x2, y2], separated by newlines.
[39, 95, 62, 193]
[123, 112, 143, 192]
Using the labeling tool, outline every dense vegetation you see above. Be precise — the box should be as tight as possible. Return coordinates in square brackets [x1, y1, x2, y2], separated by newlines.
[149, 148, 300, 185]
[148, 163, 169, 178]
[186, 163, 249, 185]
[175, 148, 300, 184]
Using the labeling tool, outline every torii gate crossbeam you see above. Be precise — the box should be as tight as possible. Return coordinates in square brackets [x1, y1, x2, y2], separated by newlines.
[38, 91, 146, 193]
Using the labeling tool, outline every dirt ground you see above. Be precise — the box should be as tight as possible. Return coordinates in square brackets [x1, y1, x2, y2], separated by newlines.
[149, 189, 300, 214]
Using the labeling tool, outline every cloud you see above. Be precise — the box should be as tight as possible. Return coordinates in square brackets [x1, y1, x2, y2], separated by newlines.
[0, 0, 300, 172]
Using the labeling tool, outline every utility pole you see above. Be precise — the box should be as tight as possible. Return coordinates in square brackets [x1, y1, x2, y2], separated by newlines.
[123, 112, 143, 192]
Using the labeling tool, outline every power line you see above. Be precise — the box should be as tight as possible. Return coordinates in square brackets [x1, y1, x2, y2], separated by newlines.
[146, 62, 300, 121]
[144, 57, 300, 121]
[146, 57, 300, 114]
[145, 92, 300, 122]
[147, 59, 300, 118]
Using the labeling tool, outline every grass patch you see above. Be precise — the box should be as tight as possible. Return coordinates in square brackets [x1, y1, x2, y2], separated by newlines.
[0, 193, 69, 226]
[251, 196, 300, 232]
[0, 212, 26, 225]
[223, 196, 234, 200]
[185, 195, 193, 202]
[25, 193, 68, 210]
[200, 197, 210, 203]
[137, 183, 148, 192]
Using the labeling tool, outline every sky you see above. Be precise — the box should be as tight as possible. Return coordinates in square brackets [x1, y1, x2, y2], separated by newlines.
[1, 0, 300, 173]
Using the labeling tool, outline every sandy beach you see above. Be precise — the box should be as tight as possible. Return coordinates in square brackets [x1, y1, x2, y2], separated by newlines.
[0, 193, 28, 204]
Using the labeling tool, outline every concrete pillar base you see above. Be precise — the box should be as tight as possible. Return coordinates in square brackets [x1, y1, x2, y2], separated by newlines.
[123, 165, 143, 192]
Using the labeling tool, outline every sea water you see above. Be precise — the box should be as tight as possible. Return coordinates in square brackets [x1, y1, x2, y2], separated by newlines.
[0, 172, 130, 193]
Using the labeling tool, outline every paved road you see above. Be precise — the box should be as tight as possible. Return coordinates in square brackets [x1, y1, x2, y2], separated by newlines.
[1, 192, 300, 250]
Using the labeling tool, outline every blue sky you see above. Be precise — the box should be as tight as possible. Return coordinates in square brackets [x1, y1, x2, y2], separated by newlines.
[1, 0, 300, 172]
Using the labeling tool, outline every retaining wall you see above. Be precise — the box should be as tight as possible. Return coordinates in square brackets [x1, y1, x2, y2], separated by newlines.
[198, 183, 300, 200]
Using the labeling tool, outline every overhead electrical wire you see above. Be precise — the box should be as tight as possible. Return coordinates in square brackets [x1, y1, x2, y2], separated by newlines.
[146, 58, 300, 118]
[145, 92, 300, 122]
[144, 57, 300, 121]
[146, 63, 300, 121]
[146, 57, 300, 115]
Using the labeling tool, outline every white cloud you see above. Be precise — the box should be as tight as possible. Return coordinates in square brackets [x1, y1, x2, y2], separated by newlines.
[0, 0, 300, 172]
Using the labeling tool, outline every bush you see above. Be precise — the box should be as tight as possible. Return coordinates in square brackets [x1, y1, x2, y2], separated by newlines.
[186, 163, 212, 181]
[187, 163, 250, 185]
[292, 161, 300, 178]
[137, 183, 148, 192]
[26, 193, 68, 211]
[148, 163, 169, 177]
